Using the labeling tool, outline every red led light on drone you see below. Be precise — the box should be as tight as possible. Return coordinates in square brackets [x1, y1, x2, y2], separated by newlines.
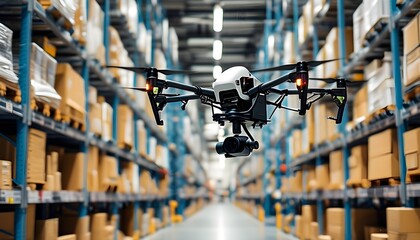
[146, 83, 151, 91]
[296, 78, 303, 87]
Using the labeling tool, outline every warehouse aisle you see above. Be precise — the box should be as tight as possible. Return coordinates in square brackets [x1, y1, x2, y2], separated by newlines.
[143, 203, 297, 240]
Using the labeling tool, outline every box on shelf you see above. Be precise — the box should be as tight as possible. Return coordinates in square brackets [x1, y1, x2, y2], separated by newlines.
[364, 226, 387, 240]
[98, 154, 118, 192]
[137, 120, 147, 157]
[302, 205, 317, 239]
[0, 160, 12, 190]
[353, 85, 368, 123]
[315, 103, 338, 144]
[117, 105, 134, 150]
[87, 146, 99, 191]
[371, 233, 388, 240]
[353, 2, 364, 52]
[387, 207, 420, 233]
[366, 61, 395, 114]
[0, 205, 36, 240]
[388, 232, 420, 240]
[122, 162, 139, 193]
[368, 129, 400, 180]
[99, 98, 113, 142]
[404, 128, 420, 178]
[0, 23, 18, 83]
[349, 145, 368, 183]
[27, 128, 47, 184]
[284, 32, 296, 63]
[59, 215, 89, 240]
[91, 213, 110, 240]
[292, 129, 302, 157]
[404, 45, 420, 87]
[362, 0, 390, 40]
[72, 0, 87, 45]
[329, 150, 343, 189]
[403, 13, 420, 55]
[35, 218, 59, 240]
[311, 222, 319, 240]
[324, 27, 353, 78]
[60, 152, 84, 191]
[295, 215, 303, 238]
[87, 0, 105, 64]
[38, 0, 77, 27]
[327, 208, 377, 240]
[316, 164, 329, 189]
[120, 204, 140, 237]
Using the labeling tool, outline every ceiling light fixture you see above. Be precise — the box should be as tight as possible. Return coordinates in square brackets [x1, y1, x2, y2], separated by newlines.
[213, 4, 223, 32]
[213, 65, 222, 79]
[213, 40, 223, 60]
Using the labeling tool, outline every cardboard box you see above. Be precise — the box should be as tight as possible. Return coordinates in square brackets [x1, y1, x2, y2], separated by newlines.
[35, 218, 59, 240]
[363, 0, 390, 40]
[353, 85, 368, 122]
[121, 204, 136, 236]
[329, 150, 343, 187]
[327, 208, 377, 240]
[368, 153, 400, 180]
[27, 128, 47, 184]
[353, 3, 364, 52]
[98, 154, 118, 191]
[371, 233, 388, 240]
[0, 206, 36, 240]
[117, 105, 133, 149]
[388, 232, 420, 240]
[349, 145, 368, 182]
[368, 129, 398, 159]
[302, 205, 317, 239]
[42, 174, 55, 190]
[55, 63, 86, 124]
[54, 171, 62, 191]
[403, 14, 420, 55]
[91, 213, 108, 240]
[324, 27, 354, 78]
[0, 160, 12, 190]
[59, 215, 89, 240]
[46, 152, 59, 175]
[292, 130, 302, 157]
[89, 102, 102, 136]
[295, 215, 303, 238]
[404, 128, 420, 175]
[100, 101, 113, 142]
[57, 235, 76, 240]
[405, 45, 420, 86]
[311, 222, 319, 240]
[316, 164, 330, 189]
[365, 226, 387, 240]
[60, 152, 85, 191]
[386, 207, 420, 233]
[318, 236, 332, 240]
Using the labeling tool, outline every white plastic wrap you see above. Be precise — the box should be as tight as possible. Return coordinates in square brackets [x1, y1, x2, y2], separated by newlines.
[50, 0, 77, 25]
[0, 23, 18, 83]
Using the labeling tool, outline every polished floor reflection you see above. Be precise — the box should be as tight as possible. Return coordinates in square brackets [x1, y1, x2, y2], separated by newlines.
[143, 203, 297, 240]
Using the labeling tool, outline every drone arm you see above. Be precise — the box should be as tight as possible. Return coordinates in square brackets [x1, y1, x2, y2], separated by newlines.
[156, 94, 200, 103]
[156, 79, 216, 99]
[248, 73, 292, 97]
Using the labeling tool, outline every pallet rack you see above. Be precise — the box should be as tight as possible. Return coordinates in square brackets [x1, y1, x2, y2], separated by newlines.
[0, 0, 210, 239]
[235, 0, 420, 239]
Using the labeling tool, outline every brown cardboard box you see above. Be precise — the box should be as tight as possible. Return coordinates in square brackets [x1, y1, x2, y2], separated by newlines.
[404, 128, 420, 175]
[329, 150, 343, 188]
[54, 171, 62, 191]
[100, 101, 113, 142]
[405, 45, 420, 87]
[0, 206, 36, 240]
[368, 153, 400, 180]
[316, 164, 330, 189]
[302, 205, 317, 239]
[324, 27, 354, 78]
[73, 0, 87, 45]
[327, 208, 377, 240]
[295, 215, 303, 238]
[365, 226, 387, 240]
[55, 63, 86, 123]
[46, 152, 59, 175]
[42, 174, 55, 190]
[98, 154, 118, 191]
[88, 147, 99, 191]
[353, 85, 368, 122]
[27, 128, 47, 184]
[35, 218, 59, 240]
[349, 145, 368, 182]
[57, 235, 76, 240]
[315, 104, 328, 143]
[121, 204, 136, 236]
[88, 170, 99, 192]
[386, 207, 420, 233]
[27, 204, 36, 240]
[117, 105, 134, 148]
[388, 232, 420, 240]
[371, 233, 388, 240]
[91, 213, 108, 240]
[311, 222, 319, 240]
[293, 130, 302, 157]
[89, 102, 102, 136]
[318, 236, 332, 240]
[59, 215, 89, 240]
[403, 14, 420, 55]
[0, 160, 12, 190]
[368, 129, 399, 159]
[60, 152, 85, 191]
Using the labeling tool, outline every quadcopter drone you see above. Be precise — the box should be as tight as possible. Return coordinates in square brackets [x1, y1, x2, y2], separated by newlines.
[107, 59, 353, 158]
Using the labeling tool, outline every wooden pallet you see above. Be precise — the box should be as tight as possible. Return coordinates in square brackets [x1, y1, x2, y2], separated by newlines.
[404, 84, 420, 102]
[32, 98, 62, 121]
[346, 178, 371, 188]
[363, 105, 396, 125]
[38, 1, 74, 31]
[61, 105, 86, 131]
[0, 77, 21, 103]
[364, 17, 389, 43]
[370, 177, 400, 187]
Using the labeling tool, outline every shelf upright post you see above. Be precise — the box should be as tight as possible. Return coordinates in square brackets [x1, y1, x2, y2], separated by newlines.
[15, 1, 34, 239]
[80, 58, 90, 217]
[312, 23, 324, 235]
[103, 0, 110, 64]
[337, 0, 351, 239]
[389, 0, 409, 207]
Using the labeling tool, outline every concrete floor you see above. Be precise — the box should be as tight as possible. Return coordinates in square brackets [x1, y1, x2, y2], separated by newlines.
[143, 203, 297, 240]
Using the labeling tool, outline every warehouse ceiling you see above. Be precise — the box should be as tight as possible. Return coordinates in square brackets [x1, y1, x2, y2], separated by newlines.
[162, 0, 267, 88]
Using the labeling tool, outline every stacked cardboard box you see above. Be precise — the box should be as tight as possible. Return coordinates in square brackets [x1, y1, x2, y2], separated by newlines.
[55, 63, 86, 128]
[120, 204, 141, 238]
[73, 0, 87, 45]
[387, 208, 420, 240]
[315, 164, 329, 190]
[353, 3, 364, 52]
[121, 161, 140, 193]
[59, 215, 90, 240]
[329, 150, 344, 189]
[284, 32, 296, 63]
[404, 128, 420, 180]
[315, 103, 338, 144]
[311, 222, 319, 240]
[303, 166, 317, 192]
[0, 205, 36, 240]
[362, 0, 389, 40]
[368, 129, 400, 180]
[99, 97, 113, 142]
[35, 218, 59, 240]
[302, 108, 315, 154]
[28, 128, 47, 184]
[324, 27, 353, 78]
[88, 87, 102, 136]
[117, 0, 138, 36]
[302, 205, 317, 240]
[117, 105, 134, 149]
[38, 0, 76, 28]
[137, 120, 147, 157]
[91, 213, 115, 240]
[292, 129, 303, 158]
[403, 14, 420, 87]
[295, 215, 303, 239]
[326, 208, 377, 240]
[298, 0, 314, 46]
[0, 160, 12, 190]
[348, 145, 368, 184]
[87, 146, 99, 191]
[98, 154, 118, 192]
[43, 151, 61, 191]
[60, 152, 84, 191]
[87, 0, 105, 64]
[352, 85, 368, 123]
[0, 23, 19, 83]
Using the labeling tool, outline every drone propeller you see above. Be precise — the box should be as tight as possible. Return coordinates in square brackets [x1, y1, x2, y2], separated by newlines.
[121, 87, 180, 97]
[106, 66, 196, 75]
[252, 59, 339, 73]
[309, 78, 367, 87]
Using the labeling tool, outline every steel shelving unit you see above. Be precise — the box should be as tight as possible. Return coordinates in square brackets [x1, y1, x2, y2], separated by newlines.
[0, 0, 210, 239]
[235, 0, 420, 239]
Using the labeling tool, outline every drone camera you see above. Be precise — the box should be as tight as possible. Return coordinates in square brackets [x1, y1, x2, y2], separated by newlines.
[216, 135, 259, 158]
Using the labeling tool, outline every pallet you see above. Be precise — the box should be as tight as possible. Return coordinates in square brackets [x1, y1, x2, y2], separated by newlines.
[28, 183, 44, 191]
[61, 105, 86, 131]
[364, 17, 389, 43]
[0, 77, 21, 103]
[32, 98, 62, 121]
[363, 105, 396, 125]
[370, 177, 400, 187]
[404, 84, 420, 102]
[346, 178, 371, 188]
[39, 1, 74, 31]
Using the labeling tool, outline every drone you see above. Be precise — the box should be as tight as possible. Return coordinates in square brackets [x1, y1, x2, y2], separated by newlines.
[107, 59, 353, 158]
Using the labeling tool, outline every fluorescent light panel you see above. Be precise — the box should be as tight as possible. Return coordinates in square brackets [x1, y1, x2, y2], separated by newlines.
[213, 40, 223, 60]
[213, 4, 223, 32]
[213, 65, 222, 79]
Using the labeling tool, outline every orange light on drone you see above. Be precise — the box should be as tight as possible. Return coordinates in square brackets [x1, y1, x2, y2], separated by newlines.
[295, 78, 303, 87]
[146, 83, 151, 91]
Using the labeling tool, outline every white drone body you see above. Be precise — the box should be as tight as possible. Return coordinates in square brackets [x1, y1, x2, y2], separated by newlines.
[212, 66, 261, 103]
